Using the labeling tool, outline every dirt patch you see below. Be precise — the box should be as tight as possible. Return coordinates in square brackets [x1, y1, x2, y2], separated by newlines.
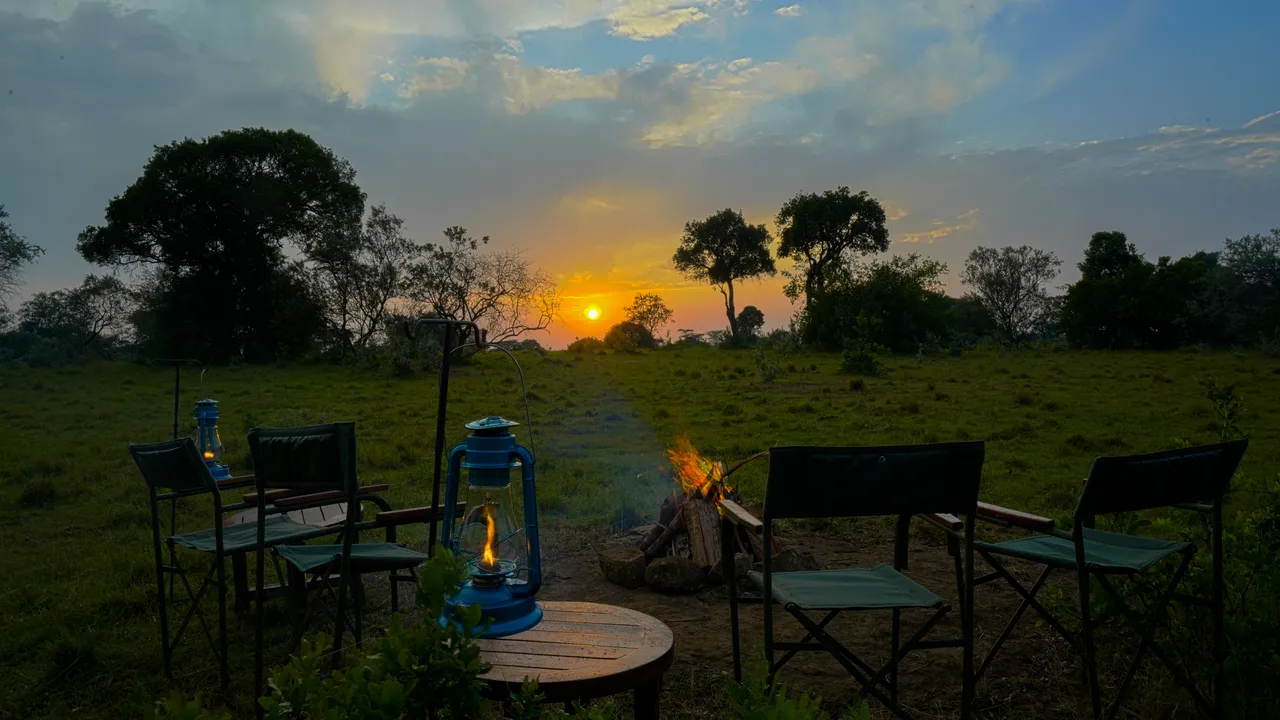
[531, 522, 1087, 719]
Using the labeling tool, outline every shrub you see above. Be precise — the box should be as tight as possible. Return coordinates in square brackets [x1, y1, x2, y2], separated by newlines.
[725, 654, 870, 720]
[753, 348, 782, 382]
[604, 321, 657, 351]
[567, 337, 607, 354]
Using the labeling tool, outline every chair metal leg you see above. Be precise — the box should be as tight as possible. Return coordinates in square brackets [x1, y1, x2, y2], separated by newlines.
[974, 565, 1054, 682]
[961, 516, 975, 720]
[1077, 568, 1103, 719]
[1095, 564, 1213, 718]
[773, 610, 840, 673]
[890, 608, 901, 702]
[789, 607, 917, 720]
[1212, 506, 1226, 719]
[217, 551, 229, 690]
[722, 517, 743, 682]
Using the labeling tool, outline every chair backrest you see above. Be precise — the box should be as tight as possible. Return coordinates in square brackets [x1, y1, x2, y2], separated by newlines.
[764, 442, 985, 521]
[247, 422, 358, 495]
[1077, 438, 1248, 519]
[129, 437, 217, 495]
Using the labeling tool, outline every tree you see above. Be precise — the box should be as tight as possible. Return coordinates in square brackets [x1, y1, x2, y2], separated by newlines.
[736, 305, 765, 338]
[623, 293, 674, 339]
[308, 204, 421, 356]
[672, 209, 775, 339]
[18, 274, 133, 352]
[1, 205, 44, 300]
[800, 253, 952, 352]
[1060, 231, 1154, 348]
[775, 187, 889, 304]
[961, 245, 1062, 344]
[75, 128, 365, 361]
[410, 226, 560, 346]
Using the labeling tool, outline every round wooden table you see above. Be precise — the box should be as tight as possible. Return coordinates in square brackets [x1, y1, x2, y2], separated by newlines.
[478, 601, 675, 719]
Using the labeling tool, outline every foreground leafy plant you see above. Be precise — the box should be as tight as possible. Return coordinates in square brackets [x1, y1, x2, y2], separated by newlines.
[725, 655, 869, 720]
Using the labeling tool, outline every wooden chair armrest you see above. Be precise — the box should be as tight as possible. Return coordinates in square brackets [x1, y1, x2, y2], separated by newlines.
[976, 502, 1055, 532]
[1173, 502, 1214, 514]
[273, 484, 391, 509]
[375, 501, 467, 526]
[920, 513, 963, 531]
[217, 474, 255, 490]
[243, 488, 295, 504]
[719, 499, 763, 531]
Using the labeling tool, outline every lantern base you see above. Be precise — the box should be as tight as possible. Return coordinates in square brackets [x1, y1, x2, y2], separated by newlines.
[444, 580, 543, 638]
[205, 462, 231, 480]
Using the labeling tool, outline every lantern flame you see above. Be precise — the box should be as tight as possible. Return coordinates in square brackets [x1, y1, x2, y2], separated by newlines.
[203, 450, 214, 460]
[665, 435, 731, 499]
[482, 507, 497, 570]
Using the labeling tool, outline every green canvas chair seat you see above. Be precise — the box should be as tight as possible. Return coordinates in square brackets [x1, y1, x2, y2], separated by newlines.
[976, 528, 1188, 574]
[171, 515, 328, 554]
[276, 542, 427, 575]
[748, 565, 945, 611]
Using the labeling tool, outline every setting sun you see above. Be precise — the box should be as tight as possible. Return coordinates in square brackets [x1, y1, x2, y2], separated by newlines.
[585, 306, 600, 321]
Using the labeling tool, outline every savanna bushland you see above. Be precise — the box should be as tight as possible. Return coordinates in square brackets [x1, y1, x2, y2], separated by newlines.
[2, 345, 1278, 719]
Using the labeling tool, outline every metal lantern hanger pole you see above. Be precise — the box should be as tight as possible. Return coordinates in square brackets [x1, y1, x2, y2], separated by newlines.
[404, 319, 482, 557]
[147, 357, 206, 597]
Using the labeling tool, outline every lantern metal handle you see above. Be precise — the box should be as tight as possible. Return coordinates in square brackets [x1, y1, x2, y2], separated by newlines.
[510, 444, 541, 598]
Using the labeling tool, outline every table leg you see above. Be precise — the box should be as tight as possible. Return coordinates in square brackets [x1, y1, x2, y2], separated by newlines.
[232, 551, 249, 614]
[634, 680, 661, 720]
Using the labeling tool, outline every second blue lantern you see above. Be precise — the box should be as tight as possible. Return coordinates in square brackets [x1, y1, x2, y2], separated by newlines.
[440, 416, 542, 637]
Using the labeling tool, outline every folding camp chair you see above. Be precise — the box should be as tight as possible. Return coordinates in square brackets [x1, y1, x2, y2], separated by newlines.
[722, 442, 985, 720]
[970, 439, 1248, 719]
[129, 437, 331, 689]
[248, 422, 431, 710]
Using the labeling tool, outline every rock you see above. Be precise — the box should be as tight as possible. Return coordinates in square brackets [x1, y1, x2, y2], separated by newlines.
[626, 523, 659, 539]
[598, 541, 647, 588]
[771, 547, 820, 572]
[707, 552, 752, 585]
[645, 555, 706, 594]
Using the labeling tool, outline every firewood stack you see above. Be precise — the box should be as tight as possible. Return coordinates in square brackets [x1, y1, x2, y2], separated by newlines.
[599, 440, 784, 593]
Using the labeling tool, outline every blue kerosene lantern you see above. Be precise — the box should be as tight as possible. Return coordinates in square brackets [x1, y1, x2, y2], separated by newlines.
[441, 416, 542, 637]
[194, 398, 231, 480]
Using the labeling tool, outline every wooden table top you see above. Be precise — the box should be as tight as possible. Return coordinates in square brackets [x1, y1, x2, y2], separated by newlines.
[479, 601, 675, 703]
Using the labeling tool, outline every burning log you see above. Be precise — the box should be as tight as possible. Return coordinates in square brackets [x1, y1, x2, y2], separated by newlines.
[682, 496, 721, 569]
[643, 513, 684, 560]
[599, 437, 775, 592]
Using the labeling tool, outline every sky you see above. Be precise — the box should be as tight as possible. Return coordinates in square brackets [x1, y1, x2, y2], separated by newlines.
[1, 0, 1278, 348]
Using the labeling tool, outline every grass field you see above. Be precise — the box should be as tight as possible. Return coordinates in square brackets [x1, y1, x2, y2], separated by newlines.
[1, 347, 1277, 718]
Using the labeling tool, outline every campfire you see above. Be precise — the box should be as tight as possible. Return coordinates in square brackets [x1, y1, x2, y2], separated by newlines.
[600, 437, 805, 593]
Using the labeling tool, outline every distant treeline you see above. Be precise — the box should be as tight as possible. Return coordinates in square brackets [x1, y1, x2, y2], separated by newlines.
[2, 128, 1278, 367]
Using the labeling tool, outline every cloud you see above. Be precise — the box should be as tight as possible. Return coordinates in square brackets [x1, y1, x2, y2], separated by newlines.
[2, 2, 1278, 346]
[899, 208, 980, 244]
[774, 4, 802, 16]
[1243, 110, 1280, 129]
[1228, 147, 1280, 170]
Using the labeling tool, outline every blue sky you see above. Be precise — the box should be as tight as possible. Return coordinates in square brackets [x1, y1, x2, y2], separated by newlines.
[1, 0, 1278, 344]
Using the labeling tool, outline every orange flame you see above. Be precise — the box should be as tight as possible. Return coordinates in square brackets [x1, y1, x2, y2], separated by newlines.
[482, 508, 497, 570]
[665, 435, 731, 498]
[203, 451, 215, 460]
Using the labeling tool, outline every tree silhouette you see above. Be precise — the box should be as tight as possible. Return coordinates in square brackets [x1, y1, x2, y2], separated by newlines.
[673, 209, 775, 339]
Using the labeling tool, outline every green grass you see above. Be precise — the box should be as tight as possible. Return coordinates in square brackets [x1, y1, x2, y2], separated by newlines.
[2, 347, 1278, 718]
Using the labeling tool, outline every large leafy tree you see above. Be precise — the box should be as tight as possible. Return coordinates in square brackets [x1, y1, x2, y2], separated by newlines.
[1, 205, 44, 300]
[960, 245, 1062, 345]
[799, 253, 952, 352]
[1060, 231, 1154, 348]
[76, 128, 365, 361]
[775, 187, 889, 303]
[672, 209, 775, 339]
